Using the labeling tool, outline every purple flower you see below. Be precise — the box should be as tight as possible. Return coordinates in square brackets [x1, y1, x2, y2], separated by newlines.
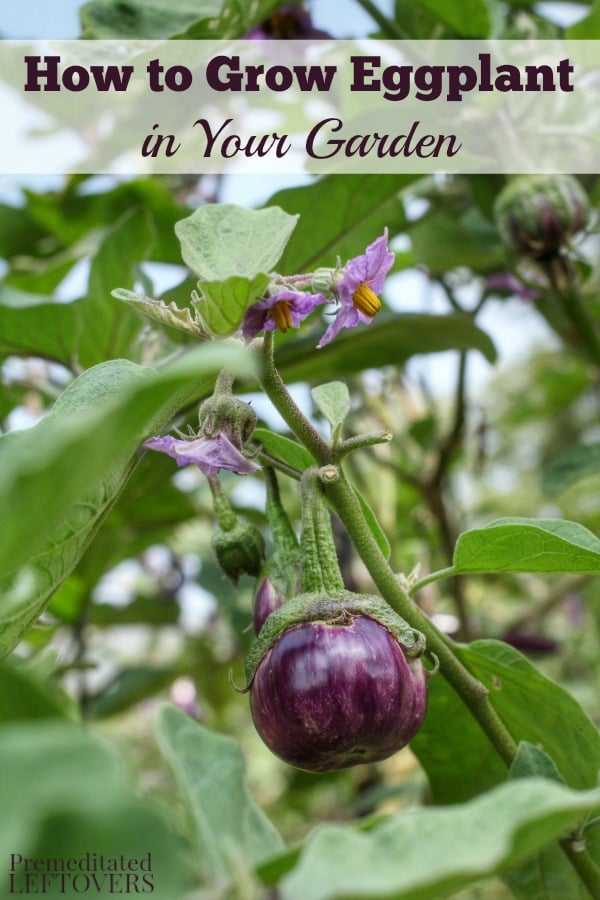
[245, 5, 331, 39]
[317, 230, 395, 348]
[242, 290, 325, 341]
[485, 272, 541, 301]
[144, 432, 260, 476]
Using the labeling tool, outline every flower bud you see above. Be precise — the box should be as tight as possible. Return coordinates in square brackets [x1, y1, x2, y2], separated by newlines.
[212, 521, 265, 583]
[494, 175, 589, 261]
[198, 393, 257, 450]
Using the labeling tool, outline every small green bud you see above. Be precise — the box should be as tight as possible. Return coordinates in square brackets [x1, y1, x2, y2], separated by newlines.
[494, 175, 589, 261]
[212, 520, 266, 584]
[311, 267, 336, 294]
[198, 393, 257, 449]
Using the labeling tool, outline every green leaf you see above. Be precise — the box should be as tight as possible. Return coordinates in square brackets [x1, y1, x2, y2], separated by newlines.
[193, 273, 270, 337]
[353, 487, 391, 561]
[179, 0, 282, 37]
[542, 444, 600, 496]
[311, 381, 350, 433]
[79, 0, 222, 38]
[0, 345, 254, 657]
[0, 721, 186, 899]
[112, 289, 208, 338]
[410, 0, 492, 36]
[567, 2, 600, 40]
[504, 743, 588, 900]
[88, 667, 177, 718]
[175, 205, 298, 281]
[276, 313, 496, 383]
[0, 658, 75, 723]
[253, 428, 315, 472]
[268, 175, 416, 275]
[453, 518, 600, 574]
[457, 640, 600, 790]
[510, 742, 564, 784]
[410, 208, 504, 273]
[0, 209, 156, 367]
[278, 779, 600, 900]
[77, 208, 156, 366]
[80, 0, 282, 38]
[410, 671, 506, 804]
[156, 705, 284, 880]
[0, 285, 81, 366]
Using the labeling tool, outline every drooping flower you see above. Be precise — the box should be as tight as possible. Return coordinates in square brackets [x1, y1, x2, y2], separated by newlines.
[144, 432, 260, 476]
[242, 289, 325, 341]
[317, 230, 395, 348]
[485, 272, 541, 301]
[245, 4, 331, 39]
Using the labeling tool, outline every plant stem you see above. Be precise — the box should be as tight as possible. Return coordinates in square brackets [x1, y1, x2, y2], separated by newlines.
[300, 469, 345, 594]
[261, 332, 332, 463]
[214, 367, 235, 393]
[410, 566, 457, 595]
[257, 449, 302, 481]
[324, 471, 518, 766]
[207, 475, 237, 531]
[560, 837, 600, 899]
[337, 429, 393, 457]
[258, 339, 518, 767]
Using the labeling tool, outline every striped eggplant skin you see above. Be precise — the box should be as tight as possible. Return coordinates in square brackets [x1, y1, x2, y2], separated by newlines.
[253, 575, 285, 635]
[249, 614, 427, 773]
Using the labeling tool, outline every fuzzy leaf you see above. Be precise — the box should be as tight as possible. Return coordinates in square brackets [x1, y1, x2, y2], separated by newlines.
[193, 273, 270, 337]
[112, 288, 208, 337]
[278, 779, 600, 900]
[458, 640, 600, 790]
[253, 428, 315, 473]
[156, 706, 284, 880]
[311, 381, 350, 433]
[175, 205, 298, 282]
[0, 346, 254, 657]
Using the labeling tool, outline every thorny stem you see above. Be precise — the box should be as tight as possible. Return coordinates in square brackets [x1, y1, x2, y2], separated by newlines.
[259, 335, 517, 766]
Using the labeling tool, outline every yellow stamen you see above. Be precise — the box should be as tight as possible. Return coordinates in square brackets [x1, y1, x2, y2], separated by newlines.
[352, 283, 381, 318]
[271, 300, 293, 332]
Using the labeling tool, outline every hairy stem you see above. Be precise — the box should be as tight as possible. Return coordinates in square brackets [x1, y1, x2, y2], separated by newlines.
[560, 837, 600, 899]
[259, 338, 518, 766]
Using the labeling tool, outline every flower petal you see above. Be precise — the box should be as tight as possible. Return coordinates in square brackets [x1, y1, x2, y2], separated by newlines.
[242, 290, 325, 340]
[144, 433, 260, 476]
[316, 306, 361, 348]
[336, 228, 395, 302]
[362, 229, 395, 293]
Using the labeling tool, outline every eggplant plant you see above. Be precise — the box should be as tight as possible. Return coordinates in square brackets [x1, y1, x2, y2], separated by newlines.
[2, 1, 600, 899]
